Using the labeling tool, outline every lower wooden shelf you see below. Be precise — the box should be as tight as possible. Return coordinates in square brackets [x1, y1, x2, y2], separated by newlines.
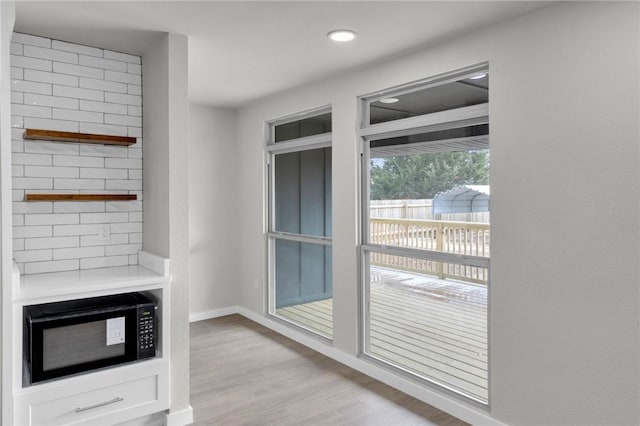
[25, 194, 137, 201]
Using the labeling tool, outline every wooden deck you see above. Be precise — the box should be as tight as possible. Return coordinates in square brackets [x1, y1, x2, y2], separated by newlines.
[276, 267, 488, 402]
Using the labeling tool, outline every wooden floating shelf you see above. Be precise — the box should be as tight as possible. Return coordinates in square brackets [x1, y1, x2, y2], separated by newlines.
[24, 129, 136, 146]
[25, 194, 137, 202]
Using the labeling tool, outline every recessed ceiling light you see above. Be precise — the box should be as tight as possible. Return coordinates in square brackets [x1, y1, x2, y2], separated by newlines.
[328, 29, 356, 42]
[470, 73, 487, 80]
[379, 98, 399, 104]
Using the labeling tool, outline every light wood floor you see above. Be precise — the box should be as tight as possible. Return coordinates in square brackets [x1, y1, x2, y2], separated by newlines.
[276, 268, 488, 402]
[190, 315, 468, 426]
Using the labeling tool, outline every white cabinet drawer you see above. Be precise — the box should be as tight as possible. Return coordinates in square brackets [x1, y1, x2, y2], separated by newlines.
[15, 359, 169, 426]
[31, 375, 158, 426]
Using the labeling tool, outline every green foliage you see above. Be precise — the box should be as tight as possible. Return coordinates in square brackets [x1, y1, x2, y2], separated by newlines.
[370, 150, 489, 200]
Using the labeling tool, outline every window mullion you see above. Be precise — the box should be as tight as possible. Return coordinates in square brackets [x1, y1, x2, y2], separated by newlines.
[266, 133, 332, 154]
[269, 231, 332, 247]
[359, 103, 488, 139]
[363, 244, 489, 268]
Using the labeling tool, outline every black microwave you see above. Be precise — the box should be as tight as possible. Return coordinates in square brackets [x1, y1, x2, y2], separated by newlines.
[24, 292, 157, 384]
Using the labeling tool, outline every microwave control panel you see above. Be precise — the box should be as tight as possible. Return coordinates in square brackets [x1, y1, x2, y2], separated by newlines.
[137, 305, 156, 358]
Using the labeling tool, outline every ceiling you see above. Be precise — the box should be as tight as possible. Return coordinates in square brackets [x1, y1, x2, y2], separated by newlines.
[14, 1, 553, 108]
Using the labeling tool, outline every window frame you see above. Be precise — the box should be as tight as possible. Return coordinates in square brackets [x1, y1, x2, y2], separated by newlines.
[267, 104, 333, 146]
[358, 64, 491, 405]
[361, 64, 489, 127]
[265, 106, 333, 340]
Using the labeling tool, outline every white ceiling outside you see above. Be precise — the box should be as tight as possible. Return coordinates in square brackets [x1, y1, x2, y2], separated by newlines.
[13, 1, 553, 108]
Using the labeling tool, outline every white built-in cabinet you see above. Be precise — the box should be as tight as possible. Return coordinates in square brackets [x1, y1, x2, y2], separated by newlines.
[5, 129, 169, 425]
[8, 251, 171, 425]
[3, 29, 185, 425]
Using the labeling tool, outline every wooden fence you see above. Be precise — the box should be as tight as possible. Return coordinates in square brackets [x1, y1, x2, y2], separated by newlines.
[370, 218, 490, 284]
[370, 199, 490, 223]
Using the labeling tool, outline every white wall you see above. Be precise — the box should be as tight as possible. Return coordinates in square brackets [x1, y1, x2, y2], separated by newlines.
[142, 36, 169, 259]
[9, 32, 144, 275]
[0, 3, 16, 424]
[234, 2, 640, 425]
[142, 32, 191, 420]
[488, 4, 638, 423]
[188, 104, 238, 319]
[166, 33, 190, 419]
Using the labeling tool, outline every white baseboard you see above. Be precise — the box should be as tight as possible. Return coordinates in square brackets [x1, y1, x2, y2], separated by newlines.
[165, 405, 193, 426]
[189, 306, 240, 322]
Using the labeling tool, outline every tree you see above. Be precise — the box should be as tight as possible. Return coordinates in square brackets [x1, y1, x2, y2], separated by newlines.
[370, 150, 489, 200]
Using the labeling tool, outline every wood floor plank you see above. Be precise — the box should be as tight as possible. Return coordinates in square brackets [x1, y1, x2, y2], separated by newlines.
[369, 316, 487, 355]
[369, 306, 487, 347]
[370, 297, 487, 337]
[370, 323, 487, 369]
[370, 307, 486, 346]
[376, 285, 487, 320]
[286, 301, 333, 322]
[275, 308, 333, 336]
[373, 285, 486, 320]
[370, 346, 487, 401]
[369, 336, 487, 384]
[190, 315, 469, 426]
[278, 305, 332, 326]
[372, 279, 486, 306]
[371, 289, 486, 335]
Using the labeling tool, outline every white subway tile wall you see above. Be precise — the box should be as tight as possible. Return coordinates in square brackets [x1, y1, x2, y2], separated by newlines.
[11, 32, 143, 274]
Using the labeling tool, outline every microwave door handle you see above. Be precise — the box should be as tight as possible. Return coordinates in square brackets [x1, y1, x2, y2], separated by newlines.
[74, 397, 124, 413]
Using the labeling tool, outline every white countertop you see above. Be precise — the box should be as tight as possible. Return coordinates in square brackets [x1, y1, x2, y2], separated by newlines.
[13, 251, 169, 304]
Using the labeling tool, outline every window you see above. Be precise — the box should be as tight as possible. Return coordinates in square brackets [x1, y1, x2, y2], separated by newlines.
[274, 112, 332, 142]
[367, 73, 488, 125]
[267, 108, 333, 339]
[360, 65, 490, 403]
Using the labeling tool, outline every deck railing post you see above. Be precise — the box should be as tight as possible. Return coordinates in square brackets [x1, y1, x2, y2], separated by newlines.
[436, 222, 444, 279]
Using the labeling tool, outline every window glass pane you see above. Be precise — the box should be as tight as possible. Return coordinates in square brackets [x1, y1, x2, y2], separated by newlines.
[274, 112, 332, 142]
[274, 147, 332, 237]
[369, 147, 490, 253]
[365, 252, 488, 402]
[369, 73, 488, 125]
[275, 239, 332, 338]
[370, 124, 488, 158]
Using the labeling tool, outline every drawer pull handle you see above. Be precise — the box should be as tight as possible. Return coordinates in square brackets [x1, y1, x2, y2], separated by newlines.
[75, 397, 124, 413]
